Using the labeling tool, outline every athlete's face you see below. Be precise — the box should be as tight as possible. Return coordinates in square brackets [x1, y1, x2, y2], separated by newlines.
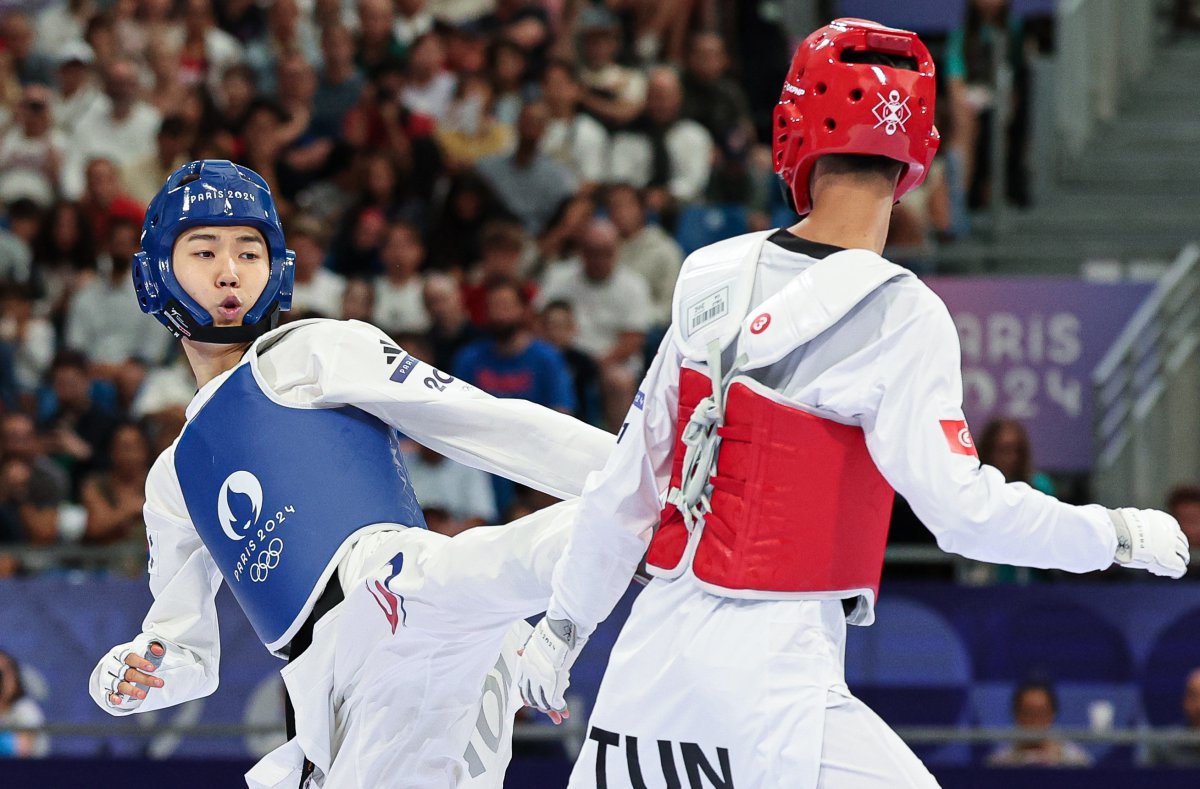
[172, 225, 270, 327]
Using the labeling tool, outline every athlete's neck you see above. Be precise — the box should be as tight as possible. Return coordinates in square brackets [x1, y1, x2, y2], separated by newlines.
[183, 338, 253, 389]
[788, 178, 894, 256]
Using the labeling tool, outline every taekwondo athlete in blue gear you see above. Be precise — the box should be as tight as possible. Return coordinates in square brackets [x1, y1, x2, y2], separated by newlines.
[88, 160, 615, 788]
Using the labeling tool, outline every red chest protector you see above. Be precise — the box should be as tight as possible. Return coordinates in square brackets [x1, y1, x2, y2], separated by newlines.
[646, 367, 895, 606]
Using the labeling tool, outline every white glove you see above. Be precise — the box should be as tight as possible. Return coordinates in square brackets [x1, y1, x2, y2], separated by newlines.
[516, 616, 586, 724]
[1110, 508, 1190, 579]
[93, 634, 167, 712]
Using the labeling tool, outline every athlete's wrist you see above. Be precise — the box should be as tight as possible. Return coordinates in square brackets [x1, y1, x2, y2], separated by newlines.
[546, 599, 591, 642]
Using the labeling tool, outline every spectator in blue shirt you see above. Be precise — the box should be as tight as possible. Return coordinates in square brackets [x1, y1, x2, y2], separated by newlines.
[453, 280, 575, 413]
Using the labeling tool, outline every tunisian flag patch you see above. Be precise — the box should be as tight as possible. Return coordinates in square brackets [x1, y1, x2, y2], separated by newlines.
[940, 420, 979, 458]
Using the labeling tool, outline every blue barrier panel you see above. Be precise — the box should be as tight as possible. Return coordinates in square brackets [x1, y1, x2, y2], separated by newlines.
[934, 767, 1200, 788]
[0, 757, 573, 787]
[5, 577, 1200, 765]
[0, 758, 1196, 787]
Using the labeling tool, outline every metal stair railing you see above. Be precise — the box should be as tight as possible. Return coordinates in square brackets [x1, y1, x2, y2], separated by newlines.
[1092, 243, 1200, 507]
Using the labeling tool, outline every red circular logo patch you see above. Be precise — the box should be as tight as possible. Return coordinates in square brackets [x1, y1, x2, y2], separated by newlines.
[750, 313, 771, 334]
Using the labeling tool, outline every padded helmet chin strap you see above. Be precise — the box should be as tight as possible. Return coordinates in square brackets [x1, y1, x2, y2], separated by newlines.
[164, 300, 281, 344]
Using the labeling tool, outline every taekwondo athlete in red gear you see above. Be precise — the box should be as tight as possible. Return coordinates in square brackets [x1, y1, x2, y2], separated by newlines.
[86, 160, 614, 788]
[515, 19, 1190, 789]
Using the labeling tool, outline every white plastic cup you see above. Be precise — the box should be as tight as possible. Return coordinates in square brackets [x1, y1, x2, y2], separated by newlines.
[1088, 699, 1115, 731]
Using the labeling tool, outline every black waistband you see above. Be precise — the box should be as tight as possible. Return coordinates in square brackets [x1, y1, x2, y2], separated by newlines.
[284, 572, 345, 741]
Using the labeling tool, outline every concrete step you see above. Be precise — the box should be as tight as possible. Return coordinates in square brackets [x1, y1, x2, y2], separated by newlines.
[1100, 119, 1200, 144]
[981, 40, 1200, 275]
[993, 229, 1190, 251]
[1090, 138, 1197, 160]
[1120, 95, 1200, 120]
[1005, 212, 1200, 234]
[1060, 156, 1200, 184]
[1008, 193, 1200, 220]
[934, 236, 1189, 275]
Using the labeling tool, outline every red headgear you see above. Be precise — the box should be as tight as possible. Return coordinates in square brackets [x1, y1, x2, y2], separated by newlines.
[773, 18, 940, 216]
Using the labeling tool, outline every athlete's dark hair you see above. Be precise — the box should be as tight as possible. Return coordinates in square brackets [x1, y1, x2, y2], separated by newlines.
[814, 154, 905, 184]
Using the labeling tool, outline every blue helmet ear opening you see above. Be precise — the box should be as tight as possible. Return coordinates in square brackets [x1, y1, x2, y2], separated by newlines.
[132, 251, 162, 315]
[245, 248, 295, 325]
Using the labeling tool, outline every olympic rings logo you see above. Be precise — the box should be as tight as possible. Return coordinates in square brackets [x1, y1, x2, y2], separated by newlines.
[249, 538, 284, 583]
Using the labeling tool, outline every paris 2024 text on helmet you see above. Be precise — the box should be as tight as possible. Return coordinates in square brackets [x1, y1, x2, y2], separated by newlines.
[773, 18, 941, 216]
[133, 160, 296, 344]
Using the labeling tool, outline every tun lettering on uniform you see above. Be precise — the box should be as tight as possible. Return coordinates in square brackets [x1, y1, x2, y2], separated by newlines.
[589, 726, 734, 789]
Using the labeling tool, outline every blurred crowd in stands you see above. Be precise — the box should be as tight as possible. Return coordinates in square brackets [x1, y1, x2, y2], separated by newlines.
[0, 0, 1195, 571]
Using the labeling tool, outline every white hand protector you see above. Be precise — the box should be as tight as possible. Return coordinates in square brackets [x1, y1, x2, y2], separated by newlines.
[99, 634, 166, 710]
[100, 648, 140, 710]
[1110, 508, 1190, 579]
[517, 616, 586, 723]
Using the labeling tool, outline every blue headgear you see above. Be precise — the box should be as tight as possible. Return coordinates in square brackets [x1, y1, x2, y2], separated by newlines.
[133, 160, 295, 343]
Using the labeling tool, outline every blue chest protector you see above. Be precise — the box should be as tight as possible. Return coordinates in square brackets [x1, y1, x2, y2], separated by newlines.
[174, 364, 426, 651]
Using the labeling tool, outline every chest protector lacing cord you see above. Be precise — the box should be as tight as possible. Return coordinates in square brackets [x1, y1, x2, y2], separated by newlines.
[666, 339, 748, 532]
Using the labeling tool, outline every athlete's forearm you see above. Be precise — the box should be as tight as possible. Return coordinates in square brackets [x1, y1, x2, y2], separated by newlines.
[905, 465, 1117, 573]
[548, 337, 683, 634]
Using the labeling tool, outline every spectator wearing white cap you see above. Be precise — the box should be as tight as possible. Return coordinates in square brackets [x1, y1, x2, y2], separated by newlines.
[52, 41, 105, 138]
